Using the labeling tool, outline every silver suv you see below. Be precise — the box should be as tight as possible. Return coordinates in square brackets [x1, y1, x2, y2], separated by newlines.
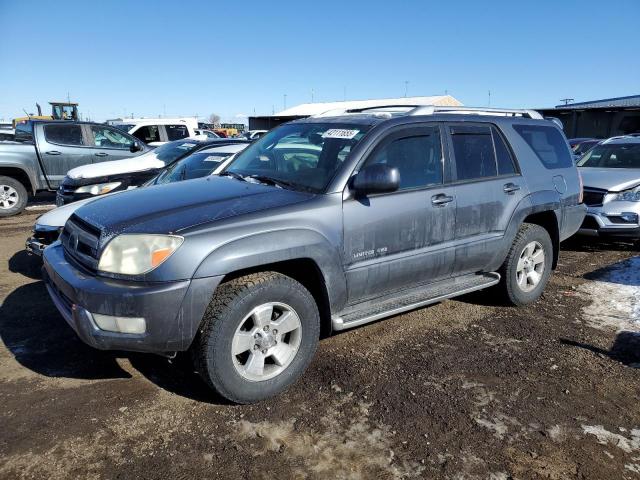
[578, 135, 640, 243]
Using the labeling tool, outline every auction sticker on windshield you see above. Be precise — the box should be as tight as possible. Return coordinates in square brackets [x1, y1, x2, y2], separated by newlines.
[322, 129, 359, 140]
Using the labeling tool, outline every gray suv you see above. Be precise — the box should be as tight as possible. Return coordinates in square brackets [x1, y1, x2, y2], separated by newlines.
[43, 106, 585, 403]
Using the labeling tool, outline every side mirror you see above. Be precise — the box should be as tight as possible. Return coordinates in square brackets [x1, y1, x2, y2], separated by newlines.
[352, 164, 400, 196]
[130, 141, 143, 153]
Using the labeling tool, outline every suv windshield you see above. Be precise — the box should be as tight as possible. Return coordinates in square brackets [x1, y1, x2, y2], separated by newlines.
[153, 140, 201, 164]
[578, 143, 640, 169]
[224, 122, 372, 192]
[154, 147, 236, 185]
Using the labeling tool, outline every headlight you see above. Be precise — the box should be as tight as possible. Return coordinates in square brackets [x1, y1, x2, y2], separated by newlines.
[98, 234, 183, 275]
[614, 186, 640, 202]
[75, 182, 122, 195]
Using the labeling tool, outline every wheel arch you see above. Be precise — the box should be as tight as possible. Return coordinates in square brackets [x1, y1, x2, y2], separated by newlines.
[0, 167, 34, 194]
[522, 210, 560, 269]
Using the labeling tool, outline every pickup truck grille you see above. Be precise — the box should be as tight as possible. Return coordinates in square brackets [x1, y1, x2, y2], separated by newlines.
[582, 188, 607, 207]
[60, 214, 101, 271]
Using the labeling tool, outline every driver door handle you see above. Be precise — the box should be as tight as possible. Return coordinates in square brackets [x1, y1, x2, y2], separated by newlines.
[431, 193, 454, 206]
[503, 183, 520, 194]
[45, 150, 61, 155]
[94, 152, 109, 157]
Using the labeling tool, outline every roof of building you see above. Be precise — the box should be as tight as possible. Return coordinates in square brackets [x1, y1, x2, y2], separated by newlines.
[274, 95, 462, 117]
[553, 94, 640, 109]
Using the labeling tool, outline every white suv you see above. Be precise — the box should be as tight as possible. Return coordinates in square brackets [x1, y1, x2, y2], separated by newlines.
[111, 118, 205, 146]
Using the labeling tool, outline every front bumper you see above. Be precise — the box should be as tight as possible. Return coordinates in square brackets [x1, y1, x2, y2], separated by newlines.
[577, 201, 640, 240]
[43, 242, 222, 353]
[26, 225, 62, 257]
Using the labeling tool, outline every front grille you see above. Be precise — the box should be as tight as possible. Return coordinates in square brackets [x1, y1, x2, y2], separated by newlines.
[581, 216, 600, 230]
[583, 188, 607, 207]
[60, 214, 101, 270]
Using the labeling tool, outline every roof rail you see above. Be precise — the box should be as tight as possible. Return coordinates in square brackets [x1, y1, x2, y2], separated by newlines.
[313, 105, 419, 118]
[409, 106, 544, 119]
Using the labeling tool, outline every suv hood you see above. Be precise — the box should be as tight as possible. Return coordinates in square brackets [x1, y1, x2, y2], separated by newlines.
[74, 176, 313, 236]
[67, 150, 162, 180]
[579, 167, 640, 192]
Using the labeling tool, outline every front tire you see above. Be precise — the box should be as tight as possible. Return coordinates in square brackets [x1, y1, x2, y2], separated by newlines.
[0, 176, 28, 217]
[498, 223, 553, 306]
[194, 272, 320, 404]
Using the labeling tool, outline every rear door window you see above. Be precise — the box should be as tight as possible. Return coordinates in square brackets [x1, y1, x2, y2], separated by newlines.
[450, 125, 497, 181]
[133, 125, 161, 143]
[44, 124, 84, 146]
[492, 127, 517, 175]
[166, 124, 189, 141]
[512, 124, 572, 169]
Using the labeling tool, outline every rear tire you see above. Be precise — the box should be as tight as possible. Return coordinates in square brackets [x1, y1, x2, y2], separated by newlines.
[194, 272, 320, 404]
[0, 176, 28, 217]
[498, 223, 553, 306]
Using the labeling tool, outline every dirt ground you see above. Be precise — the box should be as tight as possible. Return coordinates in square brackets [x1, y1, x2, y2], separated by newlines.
[1, 206, 640, 479]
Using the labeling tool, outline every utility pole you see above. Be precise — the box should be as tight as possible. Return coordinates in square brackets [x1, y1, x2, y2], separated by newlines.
[404, 81, 409, 97]
[560, 98, 574, 105]
[311, 89, 314, 103]
[283, 94, 287, 110]
[488, 90, 491, 107]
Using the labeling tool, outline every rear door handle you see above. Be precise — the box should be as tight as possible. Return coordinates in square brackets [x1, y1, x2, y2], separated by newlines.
[503, 183, 520, 194]
[94, 152, 109, 157]
[431, 193, 454, 206]
[45, 150, 61, 155]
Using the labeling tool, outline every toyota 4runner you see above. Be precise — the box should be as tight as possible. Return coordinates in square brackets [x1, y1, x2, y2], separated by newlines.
[43, 106, 585, 403]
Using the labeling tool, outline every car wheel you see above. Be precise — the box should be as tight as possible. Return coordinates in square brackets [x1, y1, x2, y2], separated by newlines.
[498, 223, 553, 306]
[0, 176, 28, 217]
[194, 272, 320, 404]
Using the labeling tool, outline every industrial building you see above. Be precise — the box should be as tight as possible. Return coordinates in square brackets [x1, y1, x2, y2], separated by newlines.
[539, 95, 640, 139]
[248, 95, 462, 130]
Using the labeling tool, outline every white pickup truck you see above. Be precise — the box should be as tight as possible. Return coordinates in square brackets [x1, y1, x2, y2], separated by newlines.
[110, 118, 206, 146]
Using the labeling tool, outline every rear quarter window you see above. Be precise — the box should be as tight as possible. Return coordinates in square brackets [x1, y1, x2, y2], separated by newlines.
[512, 124, 572, 169]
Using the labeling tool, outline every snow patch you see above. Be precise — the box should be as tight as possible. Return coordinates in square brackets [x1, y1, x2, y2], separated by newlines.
[232, 398, 425, 479]
[578, 257, 640, 331]
[582, 425, 640, 453]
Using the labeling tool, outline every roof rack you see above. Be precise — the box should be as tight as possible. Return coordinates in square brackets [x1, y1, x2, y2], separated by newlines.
[313, 105, 543, 119]
[409, 106, 544, 119]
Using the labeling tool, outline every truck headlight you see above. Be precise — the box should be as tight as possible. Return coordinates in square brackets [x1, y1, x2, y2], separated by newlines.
[98, 234, 183, 275]
[75, 182, 122, 195]
[614, 186, 640, 202]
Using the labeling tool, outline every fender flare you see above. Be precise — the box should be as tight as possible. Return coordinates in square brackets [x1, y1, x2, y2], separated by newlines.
[193, 228, 348, 311]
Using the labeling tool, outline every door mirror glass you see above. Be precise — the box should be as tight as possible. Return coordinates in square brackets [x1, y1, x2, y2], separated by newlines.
[352, 164, 400, 195]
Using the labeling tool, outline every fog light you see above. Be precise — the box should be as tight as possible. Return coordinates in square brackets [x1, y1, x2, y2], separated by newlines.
[93, 313, 146, 334]
[621, 212, 639, 223]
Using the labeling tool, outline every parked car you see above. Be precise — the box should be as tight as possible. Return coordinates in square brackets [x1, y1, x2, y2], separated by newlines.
[56, 138, 250, 205]
[111, 118, 205, 146]
[577, 135, 640, 244]
[242, 130, 268, 141]
[26, 142, 249, 255]
[0, 128, 15, 141]
[194, 129, 220, 139]
[0, 120, 147, 216]
[43, 106, 585, 403]
[569, 138, 601, 162]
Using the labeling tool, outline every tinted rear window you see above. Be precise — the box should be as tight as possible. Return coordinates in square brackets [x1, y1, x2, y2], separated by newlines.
[512, 124, 572, 169]
[44, 124, 84, 146]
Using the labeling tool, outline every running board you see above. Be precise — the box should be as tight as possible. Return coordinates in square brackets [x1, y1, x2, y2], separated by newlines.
[332, 272, 500, 331]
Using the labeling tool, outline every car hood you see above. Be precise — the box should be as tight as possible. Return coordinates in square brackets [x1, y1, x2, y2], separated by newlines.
[36, 193, 119, 228]
[579, 167, 640, 192]
[67, 150, 162, 180]
[74, 176, 314, 236]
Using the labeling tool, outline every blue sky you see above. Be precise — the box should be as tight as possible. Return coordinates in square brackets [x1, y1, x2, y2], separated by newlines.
[0, 0, 638, 123]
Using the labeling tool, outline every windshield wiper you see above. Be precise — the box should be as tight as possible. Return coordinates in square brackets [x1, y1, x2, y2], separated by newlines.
[219, 171, 247, 182]
[247, 174, 299, 190]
